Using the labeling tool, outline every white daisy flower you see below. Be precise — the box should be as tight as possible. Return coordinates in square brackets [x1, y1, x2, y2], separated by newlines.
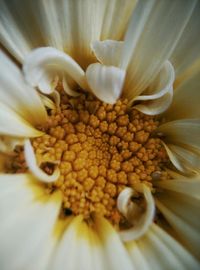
[0, 0, 200, 269]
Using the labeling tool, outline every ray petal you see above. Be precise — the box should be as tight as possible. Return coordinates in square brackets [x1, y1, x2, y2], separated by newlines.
[0, 173, 62, 270]
[127, 224, 200, 269]
[50, 216, 105, 270]
[117, 185, 155, 241]
[24, 139, 60, 183]
[0, 51, 47, 125]
[91, 40, 123, 66]
[156, 177, 200, 259]
[164, 70, 200, 120]
[94, 215, 134, 270]
[86, 63, 125, 104]
[0, 101, 43, 137]
[170, 2, 200, 79]
[23, 47, 87, 94]
[121, 0, 196, 99]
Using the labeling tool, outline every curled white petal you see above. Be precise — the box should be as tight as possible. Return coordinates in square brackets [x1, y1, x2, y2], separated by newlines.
[131, 61, 175, 115]
[133, 61, 175, 102]
[24, 139, 60, 183]
[91, 40, 123, 67]
[86, 63, 125, 104]
[23, 47, 87, 94]
[117, 185, 155, 242]
[133, 87, 173, 115]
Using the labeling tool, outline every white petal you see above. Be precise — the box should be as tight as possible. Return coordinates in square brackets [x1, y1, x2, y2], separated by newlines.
[158, 119, 200, 152]
[131, 61, 175, 102]
[121, 0, 196, 98]
[161, 142, 187, 173]
[118, 185, 155, 241]
[156, 177, 200, 200]
[23, 47, 87, 94]
[125, 241, 149, 270]
[94, 216, 134, 270]
[24, 139, 60, 183]
[0, 174, 62, 270]
[127, 224, 200, 270]
[167, 144, 200, 174]
[0, 51, 47, 125]
[86, 63, 125, 104]
[156, 191, 200, 259]
[170, 2, 200, 79]
[0, 1, 35, 61]
[164, 69, 200, 120]
[91, 40, 123, 66]
[133, 87, 173, 115]
[37, 0, 107, 68]
[100, 0, 137, 40]
[50, 216, 105, 270]
[0, 101, 43, 137]
[39, 94, 56, 110]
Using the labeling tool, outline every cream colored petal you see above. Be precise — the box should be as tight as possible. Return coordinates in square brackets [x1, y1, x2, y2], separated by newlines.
[162, 143, 186, 173]
[125, 241, 149, 270]
[121, 0, 196, 98]
[39, 94, 56, 110]
[24, 140, 60, 183]
[0, 136, 24, 154]
[50, 216, 105, 270]
[0, 174, 62, 270]
[166, 144, 200, 174]
[170, 2, 200, 79]
[127, 224, 199, 269]
[86, 63, 125, 104]
[131, 61, 175, 102]
[91, 40, 123, 66]
[23, 47, 87, 94]
[164, 70, 200, 120]
[94, 215, 134, 270]
[133, 87, 173, 115]
[156, 177, 200, 200]
[100, 0, 137, 40]
[0, 51, 47, 125]
[0, 101, 43, 137]
[37, 0, 108, 68]
[117, 185, 155, 241]
[158, 119, 200, 152]
[156, 195, 200, 260]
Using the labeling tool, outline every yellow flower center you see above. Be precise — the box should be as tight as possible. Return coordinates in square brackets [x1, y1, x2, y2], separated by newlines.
[7, 84, 169, 226]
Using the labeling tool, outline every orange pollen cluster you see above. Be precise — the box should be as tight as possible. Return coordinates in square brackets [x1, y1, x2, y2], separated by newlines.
[29, 90, 169, 225]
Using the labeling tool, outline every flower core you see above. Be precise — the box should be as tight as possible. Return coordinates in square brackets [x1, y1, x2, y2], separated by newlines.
[7, 85, 169, 226]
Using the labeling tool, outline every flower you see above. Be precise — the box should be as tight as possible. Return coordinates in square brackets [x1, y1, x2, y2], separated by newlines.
[0, 0, 200, 269]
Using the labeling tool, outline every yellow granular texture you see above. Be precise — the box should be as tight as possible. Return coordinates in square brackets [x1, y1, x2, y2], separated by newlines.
[30, 90, 169, 225]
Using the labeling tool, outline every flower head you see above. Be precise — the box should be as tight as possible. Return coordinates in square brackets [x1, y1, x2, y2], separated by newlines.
[0, 0, 200, 269]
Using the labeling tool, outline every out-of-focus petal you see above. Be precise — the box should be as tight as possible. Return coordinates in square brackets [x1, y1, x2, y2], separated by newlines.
[91, 40, 123, 66]
[24, 140, 60, 183]
[23, 47, 87, 94]
[86, 63, 125, 104]
[164, 70, 200, 120]
[170, 2, 200, 80]
[156, 178, 200, 259]
[94, 215, 134, 270]
[0, 51, 47, 126]
[121, 0, 196, 99]
[0, 173, 62, 270]
[50, 216, 105, 270]
[100, 0, 137, 40]
[127, 224, 199, 269]
[0, 102, 43, 137]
